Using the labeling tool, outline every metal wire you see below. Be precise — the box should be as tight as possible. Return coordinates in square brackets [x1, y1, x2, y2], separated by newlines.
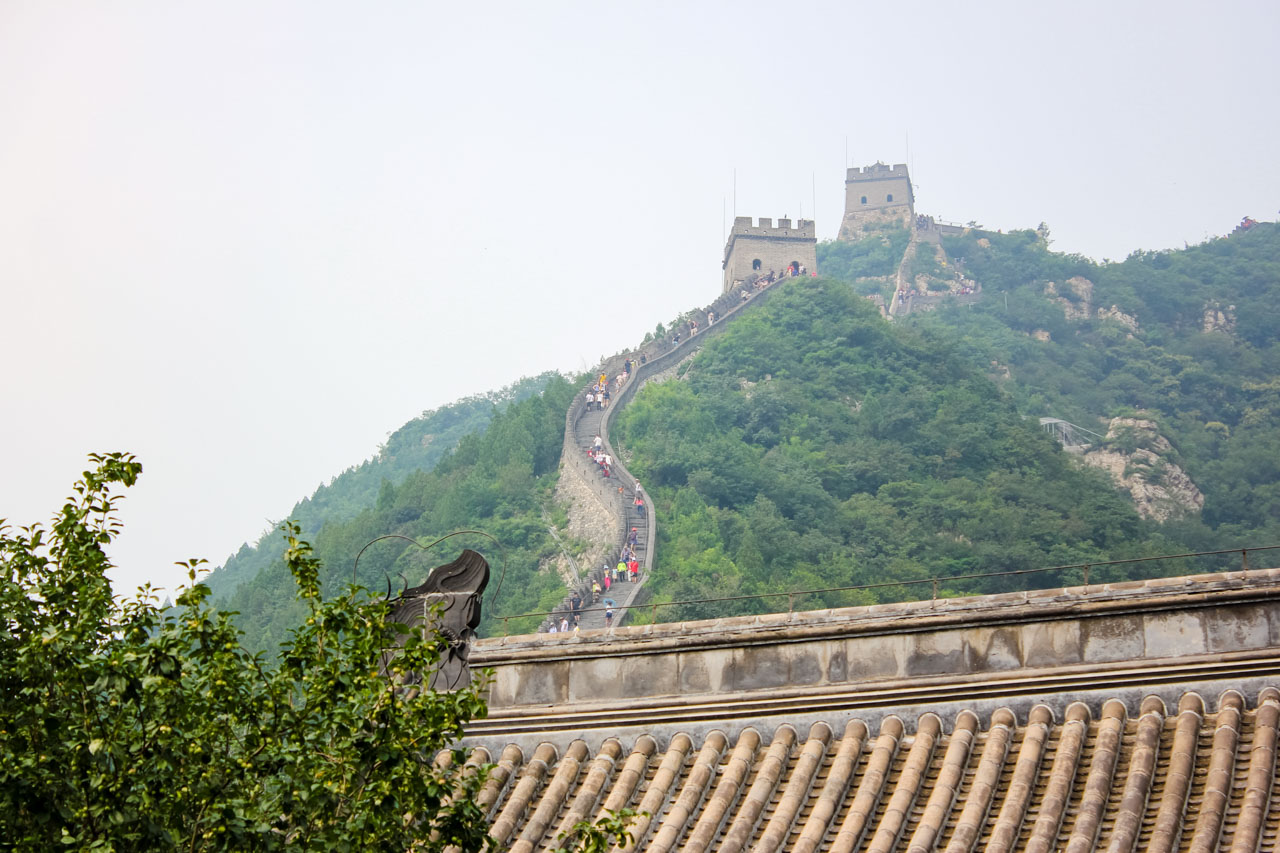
[351, 529, 510, 613]
[496, 543, 1280, 625]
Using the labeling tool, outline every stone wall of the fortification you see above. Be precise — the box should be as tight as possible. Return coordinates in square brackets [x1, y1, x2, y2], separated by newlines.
[542, 277, 800, 629]
[839, 164, 915, 241]
[838, 205, 914, 241]
[844, 173, 913, 211]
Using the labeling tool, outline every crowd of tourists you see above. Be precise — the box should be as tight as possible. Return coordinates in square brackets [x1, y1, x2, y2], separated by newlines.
[583, 356, 645, 412]
[546, 522, 644, 633]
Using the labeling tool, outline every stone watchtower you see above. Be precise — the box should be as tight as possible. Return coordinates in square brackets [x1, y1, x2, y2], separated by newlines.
[722, 217, 817, 293]
[838, 162, 915, 240]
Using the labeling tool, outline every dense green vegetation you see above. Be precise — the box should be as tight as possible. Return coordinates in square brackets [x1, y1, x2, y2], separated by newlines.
[612, 277, 1178, 620]
[206, 372, 558, 601]
[220, 377, 577, 648]
[922, 222, 1280, 545]
[1, 455, 491, 851]
[815, 225, 909, 296]
[609, 224, 1280, 620]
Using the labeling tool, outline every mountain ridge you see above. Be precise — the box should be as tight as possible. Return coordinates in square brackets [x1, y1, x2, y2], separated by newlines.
[208, 222, 1280, 648]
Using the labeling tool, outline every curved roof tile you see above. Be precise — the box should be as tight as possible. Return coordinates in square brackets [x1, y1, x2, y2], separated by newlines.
[469, 689, 1280, 851]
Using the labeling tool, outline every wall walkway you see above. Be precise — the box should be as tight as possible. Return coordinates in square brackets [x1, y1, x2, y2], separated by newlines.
[541, 274, 802, 631]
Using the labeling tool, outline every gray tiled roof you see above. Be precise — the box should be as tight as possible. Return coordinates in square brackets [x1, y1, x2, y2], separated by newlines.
[464, 687, 1279, 852]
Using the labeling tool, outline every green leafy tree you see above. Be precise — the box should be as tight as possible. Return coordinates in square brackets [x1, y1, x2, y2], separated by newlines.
[555, 809, 642, 853]
[0, 453, 491, 851]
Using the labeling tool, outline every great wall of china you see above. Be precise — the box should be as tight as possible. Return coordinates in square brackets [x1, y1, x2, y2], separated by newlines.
[536, 266, 802, 633]
[450, 165, 1280, 852]
[536, 161, 1087, 631]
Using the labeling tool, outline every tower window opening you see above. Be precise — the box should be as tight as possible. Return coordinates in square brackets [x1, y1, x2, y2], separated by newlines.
[860, 196, 868, 204]
[752, 259, 762, 270]
[887, 194, 894, 202]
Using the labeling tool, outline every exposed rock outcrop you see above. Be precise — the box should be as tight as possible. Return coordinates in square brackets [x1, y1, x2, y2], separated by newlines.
[838, 207, 912, 241]
[1044, 277, 1142, 334]
[1082, 417, 1204, 522]
[1203, 302, 1237, 334]
[1097, 304, 1139, 334]
[1045, 276, 1094, 320]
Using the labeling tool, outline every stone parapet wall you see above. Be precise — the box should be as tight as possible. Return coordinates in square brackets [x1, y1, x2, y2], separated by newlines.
[555, 275, 797, 572]
[475, 567, 1280, 713]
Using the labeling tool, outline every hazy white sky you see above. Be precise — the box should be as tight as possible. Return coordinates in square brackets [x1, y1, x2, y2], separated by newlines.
[3, 0, 1277, 596]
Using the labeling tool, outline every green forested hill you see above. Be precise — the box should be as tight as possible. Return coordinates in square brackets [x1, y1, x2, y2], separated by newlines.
[922, 223, 1280, 542]
[204, 371, 559, 602]
[218, 376, 576, 649]
[611, 277, 1165, 621]
[212, 224, 1280, 649]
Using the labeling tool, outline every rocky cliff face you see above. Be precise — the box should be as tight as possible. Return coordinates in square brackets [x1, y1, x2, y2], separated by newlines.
[1097, 304, 1140, 334]
[1045, 276, 1094, 320]
[1044, 277, 1140, 334]
[1082, 417, 1204, 522]
[1203, 302, 1237, 334]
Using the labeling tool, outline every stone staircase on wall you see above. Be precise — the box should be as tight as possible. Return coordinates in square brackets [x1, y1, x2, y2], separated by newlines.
[540, 275, 802, 632]
[889, 221, 980, 317]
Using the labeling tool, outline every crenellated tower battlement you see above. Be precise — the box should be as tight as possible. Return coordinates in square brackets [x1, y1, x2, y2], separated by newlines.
[839, 161, 915, 240]
[845, 163, 911, 180]
[722, 216, 817, 292]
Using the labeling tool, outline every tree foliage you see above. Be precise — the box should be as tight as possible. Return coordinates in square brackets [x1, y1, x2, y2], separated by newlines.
[0, 454, 491, 851]
[205, 373, 561, 603]
[815, 227, 910, 293]
[218, 377, 578, 649]
[931, 222, 1280, 544]
[613, 278, 1175, 621]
